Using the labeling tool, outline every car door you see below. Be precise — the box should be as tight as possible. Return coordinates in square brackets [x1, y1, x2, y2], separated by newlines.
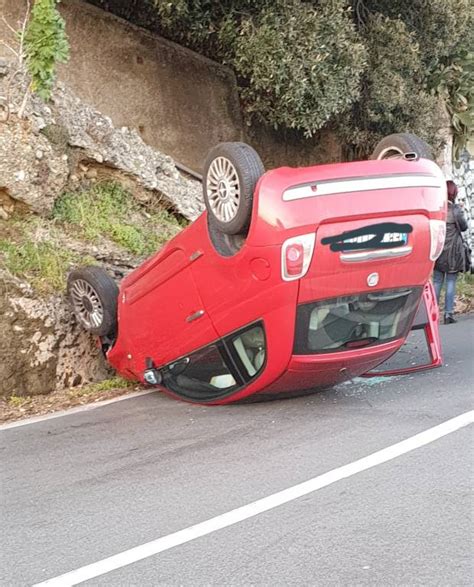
[361, 282, 442, 376]
[159, 321, 267, 403]
[120, 248, 218, 374]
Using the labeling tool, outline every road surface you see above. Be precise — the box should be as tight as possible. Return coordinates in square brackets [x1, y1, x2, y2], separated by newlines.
[1, 316, 473, 586]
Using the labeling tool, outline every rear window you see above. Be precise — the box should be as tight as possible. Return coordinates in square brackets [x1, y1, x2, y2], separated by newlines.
[293, 288, 422, 354]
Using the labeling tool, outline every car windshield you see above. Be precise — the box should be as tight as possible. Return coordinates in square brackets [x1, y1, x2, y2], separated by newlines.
[293, 287, 422, 354]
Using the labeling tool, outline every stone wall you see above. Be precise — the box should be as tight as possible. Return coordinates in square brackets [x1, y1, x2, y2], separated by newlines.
[0, 68, 204, 397]
[452, 150, 473, 248]
[0, 0, 340, 173]
[0, 0, 243, 174]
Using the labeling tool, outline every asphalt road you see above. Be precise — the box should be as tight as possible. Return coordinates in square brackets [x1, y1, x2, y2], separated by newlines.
[1, 316, 473, 586]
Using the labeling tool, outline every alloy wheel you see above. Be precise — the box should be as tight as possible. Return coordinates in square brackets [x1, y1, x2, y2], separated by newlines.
[70, 279, 104, 330]
[206, 156, 241, 223]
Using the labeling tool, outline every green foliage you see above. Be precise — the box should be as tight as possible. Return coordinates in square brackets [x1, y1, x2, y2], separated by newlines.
[429, 50, 474, 159]
[350, 0, 474, 157]
[153, 0, 366, 136]
[149, 0, 473, 158]
[24, 0, 69, 100]
[338, 12, 442, 155]
[53, 181, 183, 256]
[0, 182, 184, 294]
[68, 376, 135, 397]
[8, 395, 27, 408]
[457, 271, 474, 300]
[0, 232, 76, 294]
[359, 0, 472, 65]
[229, 1, 367, 135]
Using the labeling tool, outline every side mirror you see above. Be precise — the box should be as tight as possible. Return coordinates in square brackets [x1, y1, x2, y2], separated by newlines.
[144, 357, 163, 385]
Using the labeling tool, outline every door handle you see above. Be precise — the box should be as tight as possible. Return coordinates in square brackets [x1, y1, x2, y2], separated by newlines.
[340, 246, 412, 263]
[186, 309, 205, 323]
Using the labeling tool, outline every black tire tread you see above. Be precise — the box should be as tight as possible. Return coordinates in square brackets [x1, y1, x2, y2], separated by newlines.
[370, 133, 433, 161]
[207, 216, 245, 257]
[67, 265, 119, 337]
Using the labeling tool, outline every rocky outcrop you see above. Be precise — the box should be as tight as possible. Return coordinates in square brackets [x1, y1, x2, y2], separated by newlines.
[0, 118, 69, 216]
[0, 271, 111, 396]
[0, 65, 203, 397]
[48, 85, 204, 220]
[0, 64, 204, 221]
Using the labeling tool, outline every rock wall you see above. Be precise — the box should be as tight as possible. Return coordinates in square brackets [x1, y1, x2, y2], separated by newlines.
[0, 65, 203, 397]
[0, 0, 341, 173]
[0, 70, 204, 221]
[0, 273, 111, 396]
[452, 150, 473, 248]
[0, 118, 70, 216]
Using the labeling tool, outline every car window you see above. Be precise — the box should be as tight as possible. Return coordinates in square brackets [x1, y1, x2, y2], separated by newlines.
[294, 288, 422, 354]
[228, 324, 266, 378]
[161, 322, 267, 401]
[162, 343, 239, 400]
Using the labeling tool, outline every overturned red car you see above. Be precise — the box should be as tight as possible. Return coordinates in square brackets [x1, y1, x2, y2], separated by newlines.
[68, 133, 447, 404]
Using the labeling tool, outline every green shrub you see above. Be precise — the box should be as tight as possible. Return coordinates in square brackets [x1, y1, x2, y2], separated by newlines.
[0, 237, 76, 294]
[25, 0, 69, 100]
[146, 0, 473, 157]
[338, 13, 442, 155]
[53, 182, 182, 256]
[229, 1, 367, 135]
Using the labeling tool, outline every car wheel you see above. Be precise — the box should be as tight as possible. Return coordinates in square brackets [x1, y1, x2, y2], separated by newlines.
[203, 142, 265, 235]
[370, 133, 433, 161]
[67, 266, 119, 337]
[207, 215, 246, 257]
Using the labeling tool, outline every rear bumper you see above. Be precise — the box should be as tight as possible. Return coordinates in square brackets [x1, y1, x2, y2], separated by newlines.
[260, 338, 403, 394]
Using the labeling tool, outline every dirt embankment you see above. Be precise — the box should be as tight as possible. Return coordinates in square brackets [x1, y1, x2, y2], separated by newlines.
[0, 63, 203, 403]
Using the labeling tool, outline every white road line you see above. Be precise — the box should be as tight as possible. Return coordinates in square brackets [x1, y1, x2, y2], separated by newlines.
[34, 410, 474, 587]
[0, 390, 155, 431]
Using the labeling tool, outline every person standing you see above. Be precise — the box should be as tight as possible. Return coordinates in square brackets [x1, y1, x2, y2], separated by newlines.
[433, 180, 469, 324]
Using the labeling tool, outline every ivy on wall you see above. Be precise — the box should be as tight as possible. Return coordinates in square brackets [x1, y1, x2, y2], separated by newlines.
[25, 0, 69, 100]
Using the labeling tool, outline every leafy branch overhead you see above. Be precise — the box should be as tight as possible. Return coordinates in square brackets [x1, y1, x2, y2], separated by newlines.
[430, 50, 474, 159]
[17, 0, 472, 157]
[143, 0, 472, 157]
[25, 0, 69, 100]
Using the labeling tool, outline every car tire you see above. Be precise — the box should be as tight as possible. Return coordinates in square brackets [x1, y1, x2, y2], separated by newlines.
[370, 133, 433, 161]
[203, 142, 265, 235]
[207, 216, 246, 257]
[67, 266, 119, 337]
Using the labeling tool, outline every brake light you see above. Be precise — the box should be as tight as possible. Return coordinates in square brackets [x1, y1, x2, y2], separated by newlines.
[281, 233, 316, 281]
[429, 220, 446, 261]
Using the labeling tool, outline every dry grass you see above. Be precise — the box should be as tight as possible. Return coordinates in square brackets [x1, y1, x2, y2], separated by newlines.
[1, 377, 141, 424]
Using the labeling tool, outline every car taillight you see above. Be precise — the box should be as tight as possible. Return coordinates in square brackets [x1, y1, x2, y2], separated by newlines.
[281, 233, 316, 281]
[429, 220, 446, 261]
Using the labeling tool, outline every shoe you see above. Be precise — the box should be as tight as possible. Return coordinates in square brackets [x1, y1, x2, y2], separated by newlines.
[444, 314, 457, 324]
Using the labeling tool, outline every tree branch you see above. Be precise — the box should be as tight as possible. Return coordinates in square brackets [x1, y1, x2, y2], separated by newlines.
[18, 0, 31, 67]
[353, 0, 370, 28]
[0, 40, 19, 58]
[1, 16, 19, 38]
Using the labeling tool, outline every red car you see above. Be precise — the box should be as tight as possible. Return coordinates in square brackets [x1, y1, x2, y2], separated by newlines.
[68, 133, 447, 404]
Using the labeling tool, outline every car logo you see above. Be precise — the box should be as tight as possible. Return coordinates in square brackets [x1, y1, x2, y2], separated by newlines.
[367, 272, 379, 287]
